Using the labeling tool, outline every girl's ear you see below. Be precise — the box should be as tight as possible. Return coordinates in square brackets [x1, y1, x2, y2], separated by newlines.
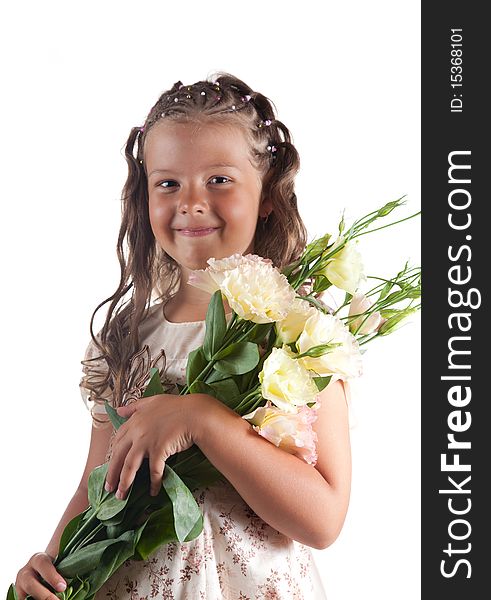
[260, 197, 273, 218]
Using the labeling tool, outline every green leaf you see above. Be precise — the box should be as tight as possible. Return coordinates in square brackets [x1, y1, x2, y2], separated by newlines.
[186, 347, 208, 388]
[378, 281, 394, 300]
[162, 464, 204, 543]
[313, 274, 331, 293]
[303, 233, 332, 262]
[142, 367, 165, 397]
[133, 502, 176, 560]
[247, 323, 273, 345]
[56, 531, 135, 577]
[203, 290, 227, 361]
[214, 342, 259, 375]
[7, 584, 18, 600]
[83, 530, 138, 595]
[87, 463, 109, 508]
[58, 509, 90, 557]
[104, 401, 127, 431]
[86, 463, 132, 522]
[96, 486, 133, 521]
[313, 375, 332, 392]
[189, 379, 240, 409]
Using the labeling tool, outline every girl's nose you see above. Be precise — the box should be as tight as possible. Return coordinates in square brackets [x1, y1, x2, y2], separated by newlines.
[178, 186, 209, 214]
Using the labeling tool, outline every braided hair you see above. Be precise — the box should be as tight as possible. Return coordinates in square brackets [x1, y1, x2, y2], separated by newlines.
[82, 72, 308, 425]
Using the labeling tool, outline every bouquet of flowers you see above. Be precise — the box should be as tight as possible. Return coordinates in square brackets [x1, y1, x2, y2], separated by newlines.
[7, 197, 420, 600]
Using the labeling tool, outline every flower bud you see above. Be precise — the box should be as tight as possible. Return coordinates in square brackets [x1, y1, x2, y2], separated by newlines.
[348, 293, 383, 335]
[320, 238, 365, 295]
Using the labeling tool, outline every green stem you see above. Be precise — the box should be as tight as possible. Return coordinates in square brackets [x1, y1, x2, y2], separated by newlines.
[71, 522, 105, 554]
[57, 510, 99, 562]
[352, 211, 420, 238]
[180, 318, 259, 395]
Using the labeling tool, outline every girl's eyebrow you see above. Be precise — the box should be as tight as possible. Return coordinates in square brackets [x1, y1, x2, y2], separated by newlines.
[148, 163, 239, 177]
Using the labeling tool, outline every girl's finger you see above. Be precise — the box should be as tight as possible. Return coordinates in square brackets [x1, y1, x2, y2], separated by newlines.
[148, 450, 167, 496]
[116, 404, 137, 417]
[20, 570, 60, 600]
[116, 447, 145, 499]
[104, 437, 133, 493]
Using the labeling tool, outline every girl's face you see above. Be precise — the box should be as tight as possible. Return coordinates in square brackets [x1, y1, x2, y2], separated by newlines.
[144, 121, 271, 272]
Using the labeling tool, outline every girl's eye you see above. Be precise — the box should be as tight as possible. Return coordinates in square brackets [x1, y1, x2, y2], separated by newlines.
[209, 176, 230, 185]
[158, 180, 178, 189]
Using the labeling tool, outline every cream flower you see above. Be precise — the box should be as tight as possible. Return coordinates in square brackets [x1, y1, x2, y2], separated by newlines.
[275, 297, 318, 344]
[322, 238, 364, 294]
[296, 310, 363, 380]
[187, 254, 271, 294]
[188, 253, 295, 324]
[348, 292, 383, 335]
[259, 346, 319, 413]
[242, 402, 319, 465]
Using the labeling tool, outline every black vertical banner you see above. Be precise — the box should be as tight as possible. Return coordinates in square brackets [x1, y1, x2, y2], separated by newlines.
[422, 4, 489, 598]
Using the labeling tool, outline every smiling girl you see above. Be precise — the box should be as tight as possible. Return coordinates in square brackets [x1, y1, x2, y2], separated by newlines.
[14, 73, 350, 600]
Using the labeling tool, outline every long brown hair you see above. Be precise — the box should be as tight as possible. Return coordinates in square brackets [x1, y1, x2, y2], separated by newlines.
[81, 72, 308, 426]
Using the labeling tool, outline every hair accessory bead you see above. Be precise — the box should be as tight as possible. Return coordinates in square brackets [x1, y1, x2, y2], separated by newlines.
[263, 119, 272, 126]
[200, 91, 206, 95]
[139, 159, 143, 164]
[186, 94, 191, 99]
[174, 97, 179, 102]
[241, 94, 251, 102]
[231, 105, 236, 110]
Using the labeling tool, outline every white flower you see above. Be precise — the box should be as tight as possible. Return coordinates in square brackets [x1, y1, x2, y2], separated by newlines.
[243, 402, 319, 465]
[348, 292, 383, 334]
[275, 297, 318, 344]
[259, 346, 319, 413]
[296, 310, 363, 380]
[322, 238, 365, 295]
[188, 253, 295, 324]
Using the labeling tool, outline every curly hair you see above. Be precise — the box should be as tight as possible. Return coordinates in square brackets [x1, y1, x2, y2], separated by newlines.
[81, 71, 308, 426]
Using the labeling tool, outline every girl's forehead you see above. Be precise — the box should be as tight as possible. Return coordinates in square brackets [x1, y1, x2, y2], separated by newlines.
[147, 120, 246, 145]
[144, 121, 253, 166]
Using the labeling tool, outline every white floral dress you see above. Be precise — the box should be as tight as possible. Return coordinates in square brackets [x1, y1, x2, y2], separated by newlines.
[80, 303, 327, 600]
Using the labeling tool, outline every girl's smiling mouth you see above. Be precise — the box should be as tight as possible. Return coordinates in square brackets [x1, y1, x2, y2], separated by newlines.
[176, 227, 221, 236]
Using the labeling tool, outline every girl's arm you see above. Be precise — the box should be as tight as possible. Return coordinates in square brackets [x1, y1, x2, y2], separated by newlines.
[15, 421, 114, 600]
[192, 379, 351, 550]
[45, 420, 113, 559]
[106, 381, 351, 550]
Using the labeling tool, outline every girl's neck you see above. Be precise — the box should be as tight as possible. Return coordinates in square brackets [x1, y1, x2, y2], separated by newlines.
[163, 287, 232, 323]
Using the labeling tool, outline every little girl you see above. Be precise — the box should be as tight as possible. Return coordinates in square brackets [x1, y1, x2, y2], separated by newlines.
[15, 73, 351, 599]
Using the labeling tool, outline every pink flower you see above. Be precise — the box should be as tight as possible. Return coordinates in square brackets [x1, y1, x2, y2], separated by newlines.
[242, 402, 320, 465]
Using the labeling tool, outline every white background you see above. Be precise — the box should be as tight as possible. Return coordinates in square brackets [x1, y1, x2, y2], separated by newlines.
[0, 1, 421, 598]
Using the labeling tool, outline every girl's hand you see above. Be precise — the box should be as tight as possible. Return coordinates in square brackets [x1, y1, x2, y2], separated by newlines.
[15, 552, 66, 600]
[104, 393, 209, 499]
